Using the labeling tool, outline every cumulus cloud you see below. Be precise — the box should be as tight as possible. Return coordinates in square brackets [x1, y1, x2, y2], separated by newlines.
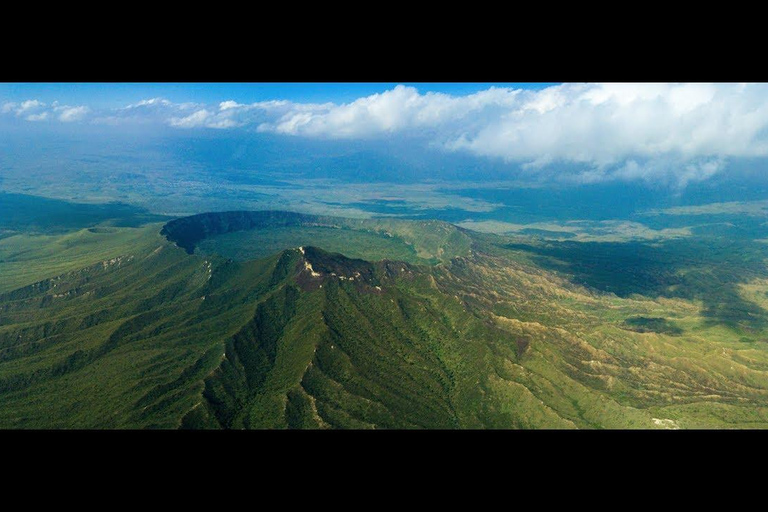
[17, 99, 45, 114]
[125, 97, 172, 108]
[444, 83, 768, 167]
[167, 108, 243, 129]
[0, 99, 90, 123]
[2, 99, 47, 117]
[25, 112, 48, 122]
[246, 83, 768, 185]
[55, 105, 89, 122]
[219, 100, 243, 110]
[258, 83, 768, 163]
[169, 109, 212, 128]
[573, 157, 726, 187]
[162, 99, 307, 129]
[6, 84, 768, 185]
[87, 97, 200, 126]
[257, 85, 518, 137]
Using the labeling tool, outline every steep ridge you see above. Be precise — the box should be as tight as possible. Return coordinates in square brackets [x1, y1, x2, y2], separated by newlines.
[0, 227, 299, 427]
[183, 246, 484, 429]
[3, 212, 768, 428]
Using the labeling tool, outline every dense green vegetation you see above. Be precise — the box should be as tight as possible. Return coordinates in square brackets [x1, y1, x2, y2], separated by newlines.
[196, 226, 422, 264]
[163, 210, 472, 264]
[161, 211, 320, 254]
[0, 225, 166, 294]
[0, 192, 168, 235]
[623, 317, 683, 336]
[4, 206, 768, 428]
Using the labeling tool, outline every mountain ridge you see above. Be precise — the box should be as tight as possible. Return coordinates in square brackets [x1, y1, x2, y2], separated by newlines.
[161, 210, 473, 264]
[2, 211, 768, 428]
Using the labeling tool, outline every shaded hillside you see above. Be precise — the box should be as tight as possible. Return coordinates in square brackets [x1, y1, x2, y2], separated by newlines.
[161, 210, 472, 264]
[0, 192, 169, 236]
[160, 211, 321, 254]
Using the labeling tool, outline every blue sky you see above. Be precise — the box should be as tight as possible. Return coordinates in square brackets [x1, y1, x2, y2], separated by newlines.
[2, 82, 768, 187]
[0, 83, 559, 109]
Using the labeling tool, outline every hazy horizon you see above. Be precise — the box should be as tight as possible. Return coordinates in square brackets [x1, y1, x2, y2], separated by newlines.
[4, 83, 768, 230]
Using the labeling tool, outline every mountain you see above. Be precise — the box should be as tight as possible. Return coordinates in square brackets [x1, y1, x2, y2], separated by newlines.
[2, 211, 768, 428]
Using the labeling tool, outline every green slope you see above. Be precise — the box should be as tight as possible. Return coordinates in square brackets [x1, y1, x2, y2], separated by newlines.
[161, 210, 472, 264]
[0, 192, 168, 235]
[2, 211, 768, 428]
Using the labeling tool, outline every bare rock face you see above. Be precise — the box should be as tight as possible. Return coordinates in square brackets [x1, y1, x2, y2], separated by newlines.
[294, 246, 382, 293]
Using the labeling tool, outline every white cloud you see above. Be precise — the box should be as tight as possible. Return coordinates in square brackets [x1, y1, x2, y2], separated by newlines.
[126, 97, 172, 108]
[55, 105, 90, 122]
[219, 100, 242, 110]
[444, 83, 768, 168]
[580, 157, 726, 187]
[168, 109, 212, 128]
[17, 99, 45, 114]
[207, 118, 240, 129]
[7, 84, 768, 185]
[257, 85, 518, 137]
[243, 84, 768, 185]
[250, 82, 768, 185]
[25, 112, 48, 121]
[0, 99, 88, 123]
[165, 101, 298, 129]
[1, 99, 47, 118]
[96, 97, 325, 131]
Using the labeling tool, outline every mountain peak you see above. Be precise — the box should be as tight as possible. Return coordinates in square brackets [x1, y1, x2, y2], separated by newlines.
[292, 245, 382, 292]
